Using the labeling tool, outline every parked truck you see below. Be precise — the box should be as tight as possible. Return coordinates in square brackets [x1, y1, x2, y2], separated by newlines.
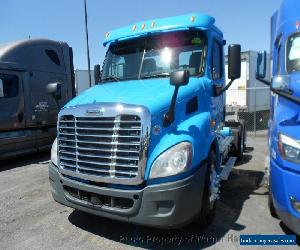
[0, 39, 75, 160]
[49, 13, 246, 228]
[226, 51, 271, 131]
[256, 0, 300, 235]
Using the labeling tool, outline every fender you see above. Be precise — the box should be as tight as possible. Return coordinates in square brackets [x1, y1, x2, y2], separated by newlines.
[144, 111, 216, 182]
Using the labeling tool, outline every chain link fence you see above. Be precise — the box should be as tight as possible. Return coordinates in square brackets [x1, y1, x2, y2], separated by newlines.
[226, 86, 270, 137]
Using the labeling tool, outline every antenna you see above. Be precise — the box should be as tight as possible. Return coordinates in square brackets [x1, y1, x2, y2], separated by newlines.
[84, 0, 92, 88]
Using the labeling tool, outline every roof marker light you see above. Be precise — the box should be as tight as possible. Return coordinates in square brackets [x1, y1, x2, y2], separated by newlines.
[132, 24, 137, 31]
[105, 32, 110, 38]
[151, 21, 156, 28]
[141, 23, 146, 30]
[190, 16, 196, 22]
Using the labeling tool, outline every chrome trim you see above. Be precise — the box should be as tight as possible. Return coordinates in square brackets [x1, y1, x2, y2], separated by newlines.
[57, 103, 151, 185]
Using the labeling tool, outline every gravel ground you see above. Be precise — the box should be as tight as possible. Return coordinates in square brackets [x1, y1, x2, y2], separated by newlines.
[0, 135, 298, 249]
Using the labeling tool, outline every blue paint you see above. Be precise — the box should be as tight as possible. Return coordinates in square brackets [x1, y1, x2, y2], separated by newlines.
[268, 0, 300, 234]
[103, 13, 215, 46]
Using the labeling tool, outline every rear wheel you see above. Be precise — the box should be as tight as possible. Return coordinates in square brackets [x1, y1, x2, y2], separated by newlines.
[195, 150, 218, 227]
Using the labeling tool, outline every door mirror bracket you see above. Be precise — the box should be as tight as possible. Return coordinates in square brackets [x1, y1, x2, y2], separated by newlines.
[46, 82, 62, 108]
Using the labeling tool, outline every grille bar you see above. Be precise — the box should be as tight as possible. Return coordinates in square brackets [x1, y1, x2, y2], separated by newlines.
[58, 111, 145, 184]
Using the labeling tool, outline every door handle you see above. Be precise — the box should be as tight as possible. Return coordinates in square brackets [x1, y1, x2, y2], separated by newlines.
[18, 112, 24, 122]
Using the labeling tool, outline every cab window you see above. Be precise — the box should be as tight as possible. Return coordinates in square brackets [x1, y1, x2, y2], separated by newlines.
[0, 74, 19, 99]
[212, 41, 223, 79]
[286, 33, 300, 73]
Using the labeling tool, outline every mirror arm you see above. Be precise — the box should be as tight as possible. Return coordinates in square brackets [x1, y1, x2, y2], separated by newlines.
[256, 76, 271, 86]
[214, 79, 235, 97]
[163, 86, 180, 127]
[272, 88, 300, 105]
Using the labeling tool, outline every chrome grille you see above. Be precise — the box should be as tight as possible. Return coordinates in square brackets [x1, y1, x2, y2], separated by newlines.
[57, 104, 150, 185]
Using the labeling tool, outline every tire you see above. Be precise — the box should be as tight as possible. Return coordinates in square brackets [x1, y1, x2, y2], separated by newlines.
[268, 190, 279, 219]
[195, 151, 217, 227]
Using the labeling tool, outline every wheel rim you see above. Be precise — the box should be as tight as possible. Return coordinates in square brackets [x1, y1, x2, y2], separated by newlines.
[209, 160, 218, 209]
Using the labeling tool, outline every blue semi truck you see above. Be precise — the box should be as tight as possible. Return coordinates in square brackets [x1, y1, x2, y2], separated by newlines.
[256, 0, 300, 235]
[48, 13, 246, 228]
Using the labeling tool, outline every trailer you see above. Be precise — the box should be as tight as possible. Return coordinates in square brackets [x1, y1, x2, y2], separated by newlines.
[75, 69, 95, 95]
[225, 51, 271, 130]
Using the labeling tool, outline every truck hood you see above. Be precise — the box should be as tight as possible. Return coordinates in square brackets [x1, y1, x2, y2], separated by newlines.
[65, 78, 209, 115]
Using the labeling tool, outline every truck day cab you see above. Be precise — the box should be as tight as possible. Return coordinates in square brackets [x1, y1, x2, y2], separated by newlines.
[256, 0, 300, 235]
[49, 13, 246, 228]
[0, 39, 75, 160]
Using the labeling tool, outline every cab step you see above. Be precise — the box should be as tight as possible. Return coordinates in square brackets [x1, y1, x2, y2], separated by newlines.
[220, 157, 237, 181]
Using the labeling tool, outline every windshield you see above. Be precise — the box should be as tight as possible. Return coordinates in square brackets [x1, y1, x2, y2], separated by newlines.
[286, 33, 300, 73]
[101, 30, 206, 82]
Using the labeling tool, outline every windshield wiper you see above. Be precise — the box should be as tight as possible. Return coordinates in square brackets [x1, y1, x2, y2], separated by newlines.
[101, 76, 121, 82]
[140, 73, 170, 79]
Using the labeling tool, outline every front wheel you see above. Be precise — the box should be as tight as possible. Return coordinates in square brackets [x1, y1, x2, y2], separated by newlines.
[195, 150, 218, 227]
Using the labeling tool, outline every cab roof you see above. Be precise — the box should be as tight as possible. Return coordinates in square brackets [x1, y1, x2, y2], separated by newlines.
[274, 0, 300, 36]
[0, 38, 68, 72]
[103, 13, 218, 46]
[0, 39, 68, 71]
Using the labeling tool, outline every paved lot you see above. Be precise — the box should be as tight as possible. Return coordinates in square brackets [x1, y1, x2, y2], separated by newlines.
[0, 135, 298, 249]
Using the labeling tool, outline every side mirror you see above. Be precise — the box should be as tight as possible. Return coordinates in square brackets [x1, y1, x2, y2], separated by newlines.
[164, 70, 190, 126]
[256, 51, 267, 79]
[94, 64, 101, 84]
[46, 82, 62, 100]
[170, 70, 190, 87]
[214, 44, 241, 97]
[255, 50, 271, 86]
[228, 44, 241, 80]
[0, 79, 4, 98]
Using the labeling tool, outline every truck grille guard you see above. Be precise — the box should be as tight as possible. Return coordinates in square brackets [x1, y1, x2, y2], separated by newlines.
[57, 103, 151, 185]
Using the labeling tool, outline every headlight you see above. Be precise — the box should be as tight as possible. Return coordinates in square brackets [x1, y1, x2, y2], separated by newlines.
[51, 138, 58, 166]
[278, 134, 300, 164]
[149, 142, 192, 179]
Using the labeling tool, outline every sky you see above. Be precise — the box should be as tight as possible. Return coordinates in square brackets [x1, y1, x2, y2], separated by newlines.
[1, 0, 281, 69]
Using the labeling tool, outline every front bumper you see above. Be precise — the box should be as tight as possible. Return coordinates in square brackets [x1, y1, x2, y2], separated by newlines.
[49, 162, 207, 229]
[270, 158, 300, 235]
